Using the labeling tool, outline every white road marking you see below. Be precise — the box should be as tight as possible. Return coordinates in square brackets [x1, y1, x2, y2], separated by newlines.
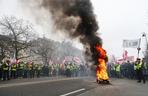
[60, 88, 86, 96]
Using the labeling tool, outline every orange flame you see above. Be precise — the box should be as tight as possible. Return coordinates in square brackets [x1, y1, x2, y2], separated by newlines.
[95, 44, 109, 81]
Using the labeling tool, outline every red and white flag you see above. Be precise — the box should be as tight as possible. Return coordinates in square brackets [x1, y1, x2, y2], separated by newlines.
[122, 50, 128, 60]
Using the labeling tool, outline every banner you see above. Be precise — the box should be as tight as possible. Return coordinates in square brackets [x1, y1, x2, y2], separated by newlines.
[123, 39, 140, 48]
[117, 56, 134, 64]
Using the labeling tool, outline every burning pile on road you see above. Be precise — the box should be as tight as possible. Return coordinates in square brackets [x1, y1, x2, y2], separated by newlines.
[95, 44, 109, 84]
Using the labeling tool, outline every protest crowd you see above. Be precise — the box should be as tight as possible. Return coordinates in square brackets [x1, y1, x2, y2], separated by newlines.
[0, 58, 89, 81]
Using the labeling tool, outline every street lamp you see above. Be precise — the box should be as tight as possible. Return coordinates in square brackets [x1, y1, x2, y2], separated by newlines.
[142, 32, 148, 50]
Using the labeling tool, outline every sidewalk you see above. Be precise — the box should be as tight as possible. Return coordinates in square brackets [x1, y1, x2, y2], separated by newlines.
[78, 79, 148, 96]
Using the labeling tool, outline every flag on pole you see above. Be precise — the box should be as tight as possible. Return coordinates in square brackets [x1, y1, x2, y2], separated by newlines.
[123, 39, 140, 48]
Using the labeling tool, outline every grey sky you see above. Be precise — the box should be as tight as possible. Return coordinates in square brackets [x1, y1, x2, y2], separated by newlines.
[92, 0, 148, 58]
[0, 0, 148, 59]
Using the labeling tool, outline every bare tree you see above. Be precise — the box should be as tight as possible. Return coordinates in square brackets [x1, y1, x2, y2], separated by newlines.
[31, 37, 56, 65]
[31, 37, 83, 65]
[0, 35, 12, 61]
[0, 16, 35, 60]
[58, 41, 83, 58]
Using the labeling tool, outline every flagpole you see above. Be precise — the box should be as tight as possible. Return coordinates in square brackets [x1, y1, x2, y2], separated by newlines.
[122, 40, 126, 62]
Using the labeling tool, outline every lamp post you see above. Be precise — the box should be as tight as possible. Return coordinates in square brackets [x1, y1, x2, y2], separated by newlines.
[142, 32, 148, 50]
[142, 32, 148, 64]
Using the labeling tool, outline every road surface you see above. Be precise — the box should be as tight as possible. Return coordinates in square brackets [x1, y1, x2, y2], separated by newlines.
[0, 77, 147, 96]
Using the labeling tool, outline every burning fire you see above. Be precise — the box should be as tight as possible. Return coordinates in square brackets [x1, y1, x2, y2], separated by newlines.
[95, 44, 109, 82]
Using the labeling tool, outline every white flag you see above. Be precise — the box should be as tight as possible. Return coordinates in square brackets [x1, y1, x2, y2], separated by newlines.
[123, 39, 140, 48]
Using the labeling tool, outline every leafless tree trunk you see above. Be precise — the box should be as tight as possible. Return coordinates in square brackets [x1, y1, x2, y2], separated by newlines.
[0, 16, 35, 60]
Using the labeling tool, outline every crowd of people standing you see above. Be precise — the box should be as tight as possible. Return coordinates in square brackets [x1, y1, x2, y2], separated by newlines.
[108, 58, 148, 83]
[0, 59, 89, 81]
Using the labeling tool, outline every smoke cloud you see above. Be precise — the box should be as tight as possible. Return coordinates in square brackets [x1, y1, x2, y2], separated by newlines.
[40, 0, 102, 65]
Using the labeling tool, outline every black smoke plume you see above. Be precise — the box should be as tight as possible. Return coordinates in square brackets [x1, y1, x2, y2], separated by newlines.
[41, 0, 102, 65]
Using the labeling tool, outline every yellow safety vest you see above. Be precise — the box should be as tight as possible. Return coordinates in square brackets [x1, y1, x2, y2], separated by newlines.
[12, 64, 17, 71]
[115, 64, 120, 72]
[19, 64, 24, 69]
[3, 63, 9, 71]
[134, 62, 142, 70]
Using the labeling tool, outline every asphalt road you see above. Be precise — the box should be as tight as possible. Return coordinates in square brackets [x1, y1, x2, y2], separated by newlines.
[78, 78, 148, 96]
[0, 77, 148, 96]
[0, 77, 97, 96]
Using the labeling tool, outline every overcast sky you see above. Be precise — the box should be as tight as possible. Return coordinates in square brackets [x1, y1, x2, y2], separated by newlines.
[92, 0, 148, 58]
[0, 0, 148, 58]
